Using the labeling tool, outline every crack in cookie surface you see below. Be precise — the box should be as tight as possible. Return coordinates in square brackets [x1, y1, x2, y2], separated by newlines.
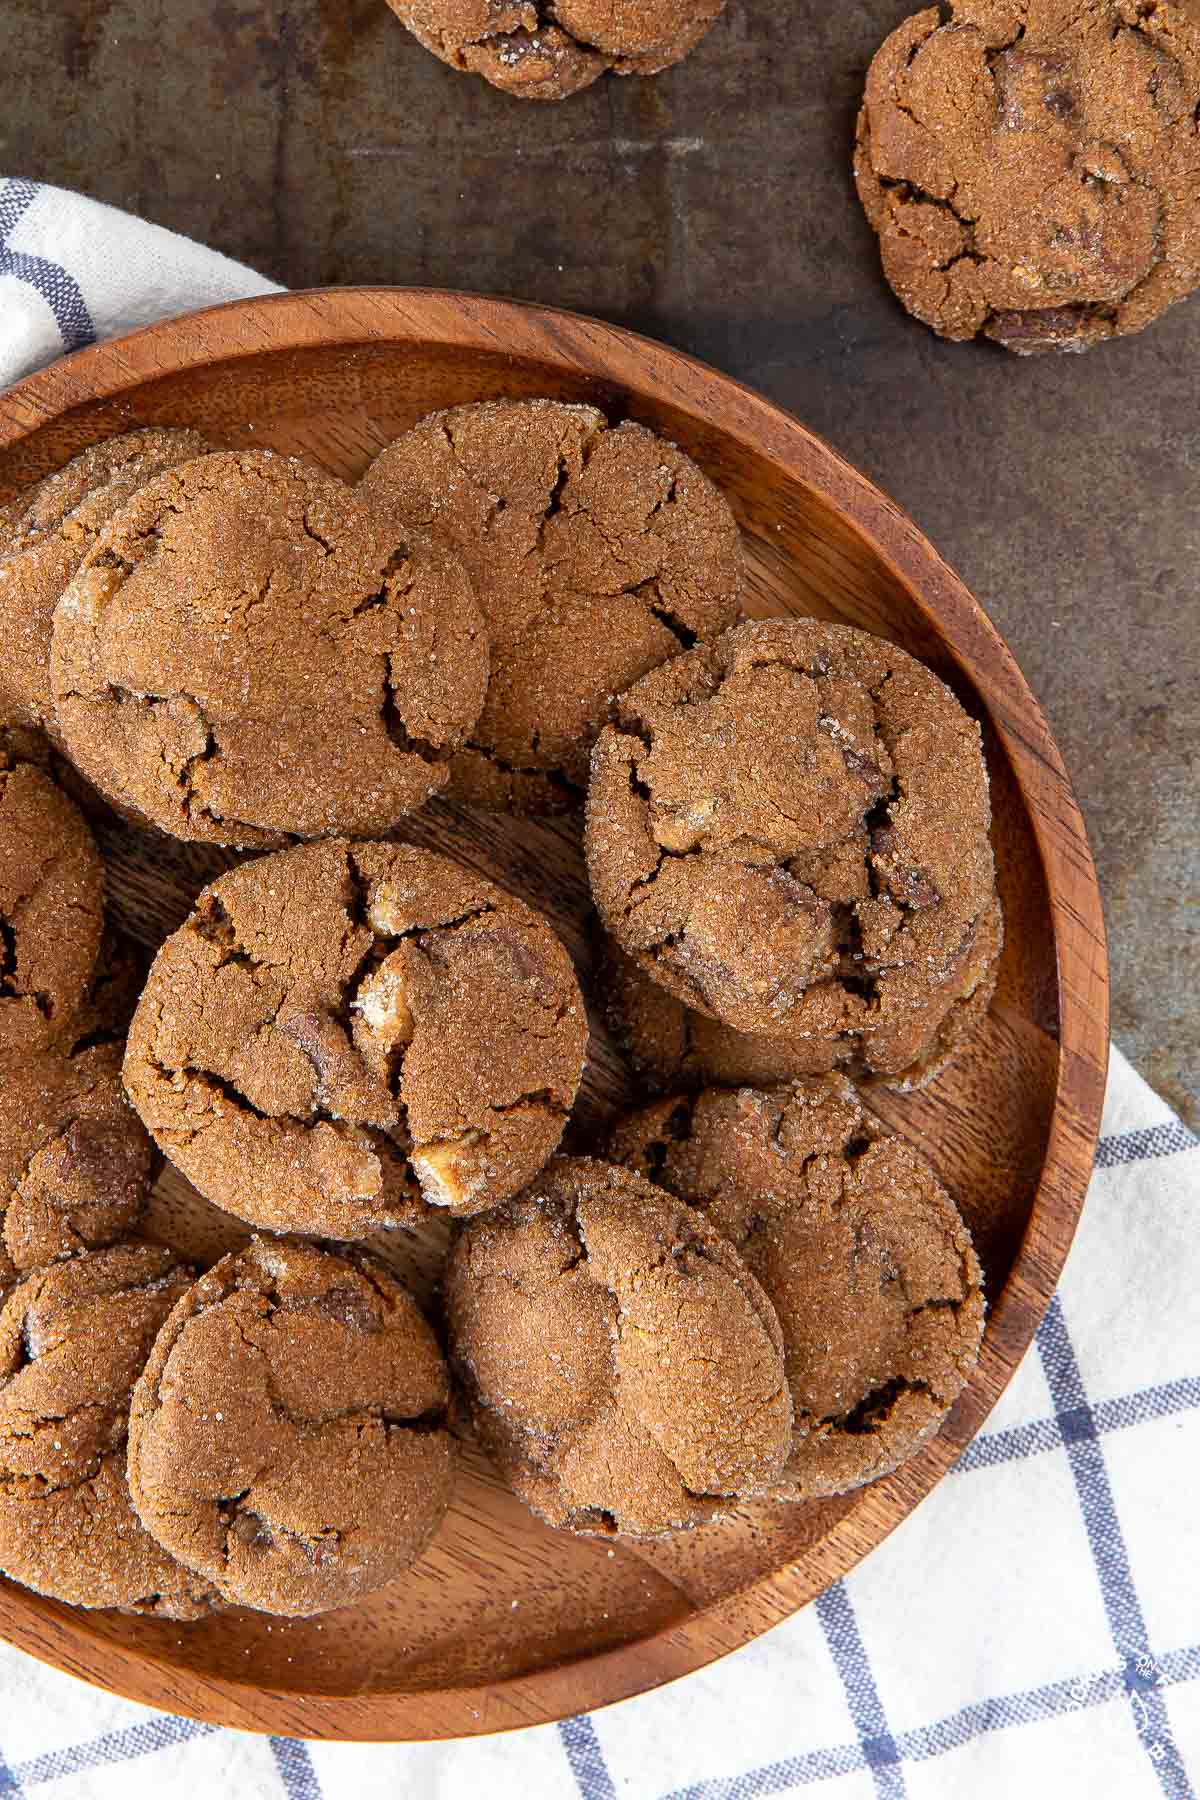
[50, 449, 489, 845]
[445, 1155, 792, 1537]
[364, 400, 742, 813]
[122, 839, 588, 1236]
[586, 618, 1001, 1059]
[607, 1078, 986, 1499]
[126, 1237, 454, 1617]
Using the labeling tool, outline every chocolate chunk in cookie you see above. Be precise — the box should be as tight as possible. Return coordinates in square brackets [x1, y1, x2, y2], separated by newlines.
[854, 0, 1200, 352]
[0, 1039, 157, 1299]
[445, 1155, 792, 1536]
[387, 0, 725, 100]
[127, 1238, 454, 1616]
[123, 840, 588, 1237]
[608, 1079, 985, 1497]
[0, 1243, 214, 1614]
[0, 741, 104, 1053]
[585, 619, 1001, 1059]
[0, 430, 210, 731]
[50, 450, 488, 844]
[364, 401, 741, 812]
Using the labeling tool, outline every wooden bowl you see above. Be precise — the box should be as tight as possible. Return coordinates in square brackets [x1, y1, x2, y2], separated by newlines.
[0, 290, 1108, 1740]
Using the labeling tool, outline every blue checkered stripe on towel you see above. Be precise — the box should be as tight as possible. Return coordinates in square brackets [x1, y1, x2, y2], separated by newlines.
[0, 1100, 1194, 1800]
[0, 180, 94, 356]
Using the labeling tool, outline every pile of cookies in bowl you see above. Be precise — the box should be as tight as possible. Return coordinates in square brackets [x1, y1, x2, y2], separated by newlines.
[0, 396, 1000, 1623]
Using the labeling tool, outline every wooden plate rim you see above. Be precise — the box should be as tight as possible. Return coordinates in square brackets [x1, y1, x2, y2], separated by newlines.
[0, 289, 1109, 1741]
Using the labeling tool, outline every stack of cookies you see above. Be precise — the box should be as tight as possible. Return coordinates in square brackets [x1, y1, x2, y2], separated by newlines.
[0, 404, 1001, 1619]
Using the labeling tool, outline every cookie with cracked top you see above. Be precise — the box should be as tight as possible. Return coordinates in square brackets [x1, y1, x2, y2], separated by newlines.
[363, 400, 742, 812]
[0, 428, 210, 732]
[0, 1242, 216, 1614]
[386, 0, 726, 100]
[585, 617, 1001, 1052]
[0, 1037, 158, 1302]
[593, 912, 1001, 1094]
[0, 737, 105, 1054]
[122, 839, 589, 1237]
[854, 0, 1200, 352]
[127, 1236, 454, 1617]
[49, 449, 489, 845]
[607, 1078, 986, 1498]
[445, 1154, 792, 1537]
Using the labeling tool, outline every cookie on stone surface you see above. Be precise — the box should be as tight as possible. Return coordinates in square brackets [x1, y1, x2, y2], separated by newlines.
[50, 449, 488, 845]
[0, 1243, 214, 1615]
[127, 1237, 454, 1617]
[585, 618, 1000, 1056]
[123, 840, 588, 1238]
[387, 0, 725, 100]
[445, 1155, 792, 1537]
[854, 0, 1200, 352]
[0, 740, 104, 1053]
[0, 1039, 158, 1300]
[595, 899, 1000, 1095]
[608, 1079, 986, 1498]
[363, 400, 741, 811]
[0, 429, 210, 731]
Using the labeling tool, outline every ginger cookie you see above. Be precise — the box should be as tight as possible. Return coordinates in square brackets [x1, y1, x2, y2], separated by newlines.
[0, 1243, 214, 1615]
[0, 1039, 157, 1301]
[364, 401, 741, 812]
[445, 1155, 792, 1537]
[854, 0, 1200, 352]
[127, 1238, 454, 1617]
[50, 449, 488, 845]
[123, 840, 588, 1238]
[608, 1079, 986, 1498]
[387, 1, 726, 100]
[595, 901, 1000, 1094]
[0, 429, 210, 731]
[585, 619, 1001, 1059]
[0, 740, 105, 1053]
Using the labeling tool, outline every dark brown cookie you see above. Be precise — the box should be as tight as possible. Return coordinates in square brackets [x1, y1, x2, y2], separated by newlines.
[0, 1040, 157, 1300]
[854, 0, 1200, 352]
[595, 902, 1001, 1095]
[0, 740, 105, 1054]
[364, 401, 742, 811]
[0, 430, 210, 731]
[127, 1237, 455, 1617]
[585, 619, 1001, 1059]
[608, 1079, 986, 1498]
[123, 840, 588, 1237]
[387, 0, 725, 100]
[50, 449, 488, 845]
[0, 1243, 215, 1614]
[445, 1155, 792, 1536]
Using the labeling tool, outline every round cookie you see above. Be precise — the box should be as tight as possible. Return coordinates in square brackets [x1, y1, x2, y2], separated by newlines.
[387, 1, 725, 101]
[50, 449, 489, 845]
[0, 741, 105, 1053]
[127, 1237, 455, 1617]
[0, 429, 210, 731]
[445, 1155, 792, 1536]
[854, 0, 1200, 353]
[364, 401, 742, 811]
[585, 618, 1000, 1054]
[0, 1039, 158, 1300]
[608, 1079, 986, 1498]
[123, 840, 588, 1237]
[0, 1243, 214, 1614]
[595, 900, 1001, 1094]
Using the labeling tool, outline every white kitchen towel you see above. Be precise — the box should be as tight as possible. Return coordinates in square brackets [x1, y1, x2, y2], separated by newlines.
[1, 177, 1197, 1800]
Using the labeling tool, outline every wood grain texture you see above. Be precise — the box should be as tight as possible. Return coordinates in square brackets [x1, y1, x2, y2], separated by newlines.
[0, 290, 1109, 1741]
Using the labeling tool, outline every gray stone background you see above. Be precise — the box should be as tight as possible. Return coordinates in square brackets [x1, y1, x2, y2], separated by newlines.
[4, 0, 1196, 1118]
